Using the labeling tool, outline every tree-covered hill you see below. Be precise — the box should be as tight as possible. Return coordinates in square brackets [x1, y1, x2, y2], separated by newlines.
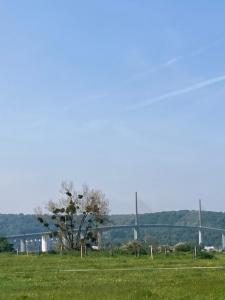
[107, 211, 225, 246]
[0, 214, 44, 236]
[1, 211, 225, 246]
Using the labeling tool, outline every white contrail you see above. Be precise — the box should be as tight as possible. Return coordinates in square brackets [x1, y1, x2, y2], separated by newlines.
[81, 56, 180, 104]
[128, 74, 225, 110]
[125, 56, 181, 83]
[191, 37, 225, 56]
[74, 38, 224, 106]
[163, 56, 182, 66]
[127, 38, 224, 84]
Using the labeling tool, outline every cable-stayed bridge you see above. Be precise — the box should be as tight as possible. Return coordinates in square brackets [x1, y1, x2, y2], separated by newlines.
[6, 195, 225, 252]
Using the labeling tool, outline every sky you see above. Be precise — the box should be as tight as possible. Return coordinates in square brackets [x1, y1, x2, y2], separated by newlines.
[0, 1, 225, 214]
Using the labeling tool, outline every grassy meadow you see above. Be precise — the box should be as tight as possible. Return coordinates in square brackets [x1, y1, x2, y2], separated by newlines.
[0, 251, 225, 299]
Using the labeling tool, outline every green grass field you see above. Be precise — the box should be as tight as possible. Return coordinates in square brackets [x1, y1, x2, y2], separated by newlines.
[1, 252, 225, 299]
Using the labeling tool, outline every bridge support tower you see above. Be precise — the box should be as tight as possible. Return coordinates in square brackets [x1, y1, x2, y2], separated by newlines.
[198, 199, 203, 246]
[222, 234, 225, 251]
[20, 239, 26, 253]
[133, 192, 140, 241]
[198, 230, 202, 246]
[41, 234, 49, 253]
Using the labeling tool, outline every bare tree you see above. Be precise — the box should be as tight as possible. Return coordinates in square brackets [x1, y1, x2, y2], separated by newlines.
[36, 182, 109, 250]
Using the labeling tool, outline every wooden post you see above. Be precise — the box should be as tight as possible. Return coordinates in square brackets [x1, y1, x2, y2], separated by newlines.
[150, 245, 153, 259]
[26, 241, 29, 256]
[194, 246, 197, 259]
[80, 243, 83, 259]
[97, 232, 102, 249]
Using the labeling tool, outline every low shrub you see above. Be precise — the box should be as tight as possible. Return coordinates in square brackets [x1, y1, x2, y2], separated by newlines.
[174, 242, 193, 252]
[120, 241, 148, 255]
[0, 237, 14, 252]
[198, 251, 215, 259]
[47, 250, 58, 254]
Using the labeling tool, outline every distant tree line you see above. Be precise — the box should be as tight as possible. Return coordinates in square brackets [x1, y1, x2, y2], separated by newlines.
[0, 209, 225, 247]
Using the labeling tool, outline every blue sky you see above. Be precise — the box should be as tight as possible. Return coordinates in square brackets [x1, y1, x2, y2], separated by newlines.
[0, 1, 225, 214]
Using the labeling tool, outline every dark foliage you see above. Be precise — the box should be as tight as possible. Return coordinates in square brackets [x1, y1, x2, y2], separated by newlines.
[0, 237, 14, 252]
[198, 251, 215, 259]
[174, 242, 193, 252]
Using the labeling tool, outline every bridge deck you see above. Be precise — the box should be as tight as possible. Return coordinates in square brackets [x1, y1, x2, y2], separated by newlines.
[6, 223, 225, 239]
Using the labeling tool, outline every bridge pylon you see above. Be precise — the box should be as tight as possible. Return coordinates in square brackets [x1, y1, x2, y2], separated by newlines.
[134, 192, 140, 240]
[222, 234, 225, 251]
[198, 199, 203, 246]
[20, 239, 26, 253]
[41, 234, 49, 253]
